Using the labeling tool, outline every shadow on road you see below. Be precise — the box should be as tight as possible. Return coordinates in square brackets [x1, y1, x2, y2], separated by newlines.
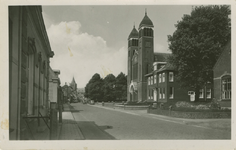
[76, 121, 116, 140]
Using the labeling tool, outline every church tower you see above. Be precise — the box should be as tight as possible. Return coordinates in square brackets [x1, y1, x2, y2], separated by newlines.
[127, 25, 139, 101]
[137, 10, 154, 101]
[70, 77, 77, 91]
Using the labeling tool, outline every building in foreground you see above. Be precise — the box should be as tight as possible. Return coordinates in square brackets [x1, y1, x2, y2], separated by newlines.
[9, 6, 54, 140]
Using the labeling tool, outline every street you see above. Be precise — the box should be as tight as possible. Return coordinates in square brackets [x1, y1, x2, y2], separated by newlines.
[69, 103, 230, 140]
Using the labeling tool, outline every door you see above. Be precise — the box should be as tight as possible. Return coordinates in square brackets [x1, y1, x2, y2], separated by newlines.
[153, 89, 157, 101]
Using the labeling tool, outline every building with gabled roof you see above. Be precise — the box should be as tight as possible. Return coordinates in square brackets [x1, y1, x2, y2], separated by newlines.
[127, 11, 213, 103]
[213, 40, 231, 108]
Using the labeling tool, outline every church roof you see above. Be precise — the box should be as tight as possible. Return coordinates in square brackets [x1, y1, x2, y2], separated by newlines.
[128, 25, 139, 39]
[139, 11, 154, 29]
[71, 77, 76, 84]
[154, 52, 171, 62]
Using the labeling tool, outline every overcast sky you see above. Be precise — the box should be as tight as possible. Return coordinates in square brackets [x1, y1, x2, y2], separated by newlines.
[42, 5, 193, 88]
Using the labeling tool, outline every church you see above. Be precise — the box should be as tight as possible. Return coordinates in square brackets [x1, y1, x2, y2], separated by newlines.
[127, 11, 213, 103]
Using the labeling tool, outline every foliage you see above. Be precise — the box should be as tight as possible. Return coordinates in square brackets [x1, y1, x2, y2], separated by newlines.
[102, 74, 116, 101]
[84, 73, 104, 101]
[114, 72, 127, 101]
[167, 5, 231, 101]
[84, 72, 127, 102]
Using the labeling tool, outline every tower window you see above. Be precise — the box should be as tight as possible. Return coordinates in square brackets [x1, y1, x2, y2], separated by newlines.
[132, 39, 138, 46]
[144, 28, 153, 37]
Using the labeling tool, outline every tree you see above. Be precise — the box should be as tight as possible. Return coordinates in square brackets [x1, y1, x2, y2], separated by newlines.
[115, 72, 127, 101]
[102, 74, 116, 101]
[84, 73, 104, 101]
[167, 5, 231, 101]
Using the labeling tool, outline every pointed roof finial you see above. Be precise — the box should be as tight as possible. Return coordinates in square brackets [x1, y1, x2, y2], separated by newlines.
[133, 22, 135, 28]
[145, 8, 147, 15]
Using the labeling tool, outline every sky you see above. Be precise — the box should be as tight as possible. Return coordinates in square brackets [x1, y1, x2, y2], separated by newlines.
[42, 5, 193, 88]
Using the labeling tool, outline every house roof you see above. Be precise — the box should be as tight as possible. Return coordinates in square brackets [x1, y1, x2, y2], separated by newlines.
[145, 62, 175, 77]
[155, 63, 175, 73]
[154, 52, 171, 62]
[213, 40, 231, 70]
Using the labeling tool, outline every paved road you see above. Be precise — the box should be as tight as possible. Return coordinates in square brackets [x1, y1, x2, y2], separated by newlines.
[70, 103, 230, 140]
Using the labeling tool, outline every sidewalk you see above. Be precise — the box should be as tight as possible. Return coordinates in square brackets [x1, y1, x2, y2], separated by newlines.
[58, 103, 84, 140]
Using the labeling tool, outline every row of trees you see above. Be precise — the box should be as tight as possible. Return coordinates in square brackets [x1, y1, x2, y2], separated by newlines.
[167, 5, 231, 101]
[84, 72, 127, 102]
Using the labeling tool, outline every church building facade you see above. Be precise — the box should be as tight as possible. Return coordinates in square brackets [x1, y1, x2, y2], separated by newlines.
[127, 11, 158, 102]
[127, 12, 212, 103]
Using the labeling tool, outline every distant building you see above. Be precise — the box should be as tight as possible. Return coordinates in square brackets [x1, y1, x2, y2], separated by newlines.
[48, 67, 61, 104]
[213, 40, 231, 107]
[62, 77, 78, 102]
[9, 6, 54, 140]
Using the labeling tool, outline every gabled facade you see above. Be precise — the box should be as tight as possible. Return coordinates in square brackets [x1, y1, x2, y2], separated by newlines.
[213, 40, 231, 107]
[146, 62, 189, 103]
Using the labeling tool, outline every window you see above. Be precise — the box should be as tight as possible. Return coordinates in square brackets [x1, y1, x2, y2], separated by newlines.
[163, 88, 165, 99]
[132, 39, 138, 46]
[162, 73, 165, 82]
[154, 75, 157, 84]
[169, 87, 174, 99]
[148, 77, 150, 85]
[151, 89, 153, 99]
[148, 90, 150, 99]
[206, 89, 211, 99]
[199, 89, 204, 98]
[159, 88, 162, 99]
[169, 72, 174, 82]
[151, 76, 153, 85]
[159, 74, 162, 83]
[154, 65, 157, 71]
[222, 76, 231, 99]
[144, 28, 153, 36]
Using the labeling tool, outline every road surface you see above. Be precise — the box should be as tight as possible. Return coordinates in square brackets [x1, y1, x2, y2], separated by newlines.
[69, 103, 230, 140]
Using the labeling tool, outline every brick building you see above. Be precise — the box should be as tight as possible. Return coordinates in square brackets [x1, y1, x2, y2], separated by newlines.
[127, 11, 213, 103]
[213, 40, 231, 107]
[9, 6, 54, 140]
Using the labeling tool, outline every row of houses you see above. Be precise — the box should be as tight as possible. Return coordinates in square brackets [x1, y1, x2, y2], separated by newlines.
[127, 12, 231, 107]
[9, 6, 63, 140]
